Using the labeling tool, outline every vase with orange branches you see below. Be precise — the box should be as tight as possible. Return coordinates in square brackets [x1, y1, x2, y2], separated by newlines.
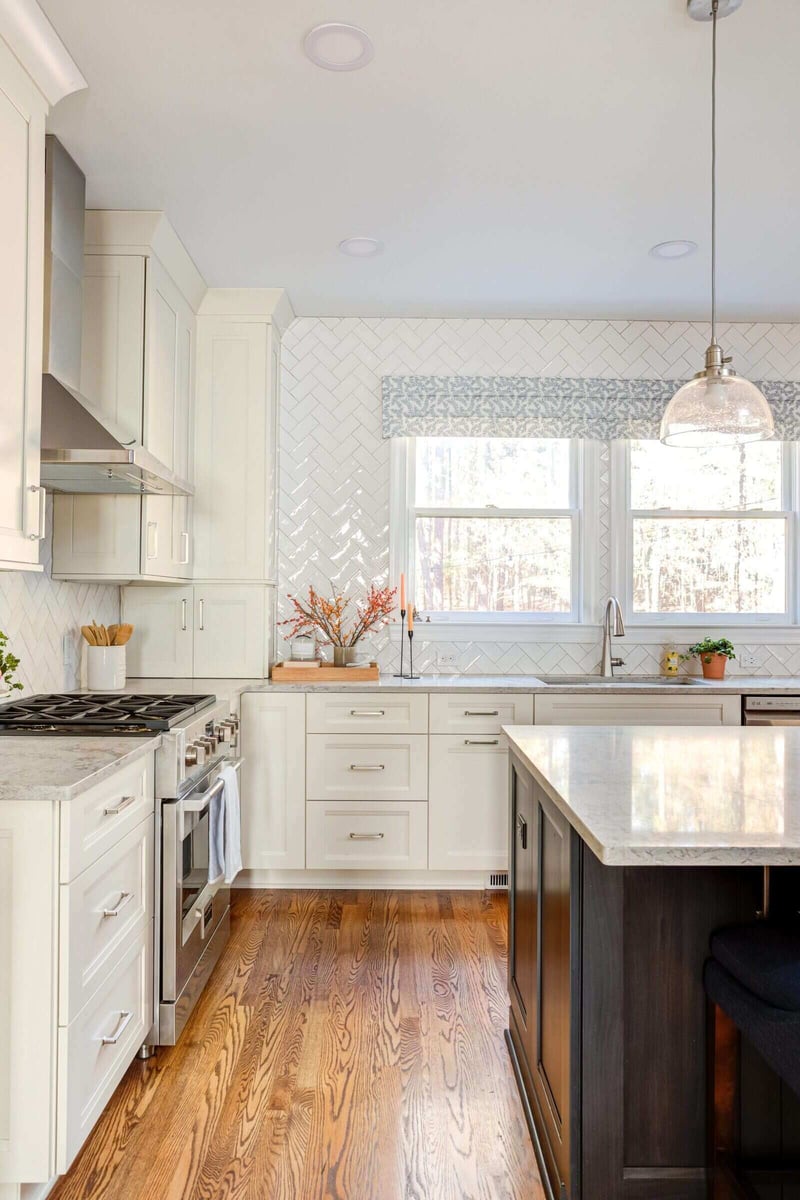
[281, 582, 397, 666]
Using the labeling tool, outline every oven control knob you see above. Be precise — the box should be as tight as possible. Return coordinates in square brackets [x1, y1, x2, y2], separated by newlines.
[186, 741, 207, 767]
[214, 723, 231, 743]
[199, 734, 218, 754]
[220, 718, 238, 745]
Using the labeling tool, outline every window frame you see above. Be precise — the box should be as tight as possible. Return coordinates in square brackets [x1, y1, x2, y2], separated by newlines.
[390, 436, 589, 626]
[610, 439, 797, 627]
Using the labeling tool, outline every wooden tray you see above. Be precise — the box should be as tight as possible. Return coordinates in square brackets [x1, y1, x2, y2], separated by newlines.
[270, 661, 380, 683]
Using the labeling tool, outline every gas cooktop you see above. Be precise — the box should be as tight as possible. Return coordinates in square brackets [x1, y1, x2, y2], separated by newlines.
[0, 693, 216, 736]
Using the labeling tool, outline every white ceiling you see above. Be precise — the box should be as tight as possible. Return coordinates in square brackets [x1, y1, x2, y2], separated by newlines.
[39, 0, 800, 320]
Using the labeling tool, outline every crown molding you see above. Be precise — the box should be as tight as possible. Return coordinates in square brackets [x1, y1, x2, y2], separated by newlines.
[0, 0, 86, 105]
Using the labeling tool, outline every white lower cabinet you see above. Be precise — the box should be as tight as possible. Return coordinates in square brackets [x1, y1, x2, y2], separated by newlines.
[306, 801, 428, 870]
[307, 734, 429, 803]
[429, 735, 510, 871]
[241, 692, 305, 870]
[122, 583, 271, 677]
[57, 923, 153, 1172]
[533, 692, 741, 726]
[0, 751, 155, 1190]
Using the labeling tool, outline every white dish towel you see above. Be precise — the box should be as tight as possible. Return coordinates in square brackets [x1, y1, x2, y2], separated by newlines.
[207, 764, 243, 885]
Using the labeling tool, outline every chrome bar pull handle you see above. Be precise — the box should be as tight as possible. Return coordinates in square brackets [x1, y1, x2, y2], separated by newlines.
[199, 598, 204, 631]
[464, 710, 499, 717]
[101, 1010, 134, 1045]
[349, 763, 385, 772]
[102, 891, 133, 919]
[103, 794, 136, 817]
[181, 598, 187, 631]
[464, 739, 500, 746]
[349, 832, 385, 840]
[349, 709, 385, 717]
[180, 530, 190, 565]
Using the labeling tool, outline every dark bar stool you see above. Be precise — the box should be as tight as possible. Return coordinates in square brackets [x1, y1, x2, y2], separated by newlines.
[705, 920, 800, 1198]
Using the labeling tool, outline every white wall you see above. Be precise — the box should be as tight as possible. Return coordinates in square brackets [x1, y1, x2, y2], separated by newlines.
[0, 498, 118, 694]
[278, 316, 800, 676]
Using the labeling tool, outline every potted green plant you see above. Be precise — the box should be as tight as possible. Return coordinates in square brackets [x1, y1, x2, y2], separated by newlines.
[682, 637, 736, 681]
[0, 630, 23, 694]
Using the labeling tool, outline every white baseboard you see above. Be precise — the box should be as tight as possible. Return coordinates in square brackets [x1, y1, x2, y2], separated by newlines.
[234, 868, 494, 890]
[0, 1180, 57, 1200]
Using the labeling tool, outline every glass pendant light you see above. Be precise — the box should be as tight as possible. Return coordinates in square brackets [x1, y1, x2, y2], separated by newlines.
[660, 0, 773, 447]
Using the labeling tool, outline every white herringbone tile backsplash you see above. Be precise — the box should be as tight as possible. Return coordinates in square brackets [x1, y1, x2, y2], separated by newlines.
[0, 497, 119, 695]
[278, 316, 800, 677]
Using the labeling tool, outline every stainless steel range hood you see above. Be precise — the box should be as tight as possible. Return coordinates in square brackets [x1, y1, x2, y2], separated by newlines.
[40, 136, 192, 497]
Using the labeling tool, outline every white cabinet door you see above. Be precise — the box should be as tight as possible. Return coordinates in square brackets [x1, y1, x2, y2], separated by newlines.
[193, 319, 269, 580]
[533, 693, 741, 726]
[429, 736, 509, 871]
[0, 44, 47, 569]
[306, 801, 428, 870]
[306, 734, 429, 802]
[53, 253, 146, 580]
[429, 693, 534, 735]
[240, 692, 305, 870]
[121, 586, 193, 677]
[141, 258, 194, 579]
[194, 585, 265, 677]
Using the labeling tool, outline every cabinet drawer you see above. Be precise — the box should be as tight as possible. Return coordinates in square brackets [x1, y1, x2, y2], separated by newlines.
[60, 753, 155, 882]
[306, 734, 428, 802]
[429, 693, 534, 735]
[306, 801, 428, 870]
[59, 815, 154, 1025]
[307, 692, 428, 734]
[533, 693, 741, 726]
[56, 923, 153, 1172]
[429, 735, 509, 872]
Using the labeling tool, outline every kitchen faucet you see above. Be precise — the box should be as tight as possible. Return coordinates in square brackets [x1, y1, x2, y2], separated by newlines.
[601, 596, 625, 677]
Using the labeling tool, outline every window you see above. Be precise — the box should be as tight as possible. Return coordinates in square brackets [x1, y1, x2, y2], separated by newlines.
[396, 437, 581, 622]
[618, 439, 792, 622]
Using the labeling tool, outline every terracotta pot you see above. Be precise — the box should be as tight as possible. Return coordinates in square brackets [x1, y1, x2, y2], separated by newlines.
[700, 653, 728, 680]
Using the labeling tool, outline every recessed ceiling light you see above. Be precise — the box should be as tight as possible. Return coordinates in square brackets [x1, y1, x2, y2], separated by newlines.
[649, 239, 698, 260]
[304, 23, 374, 72]
[339, 237, 384, 257]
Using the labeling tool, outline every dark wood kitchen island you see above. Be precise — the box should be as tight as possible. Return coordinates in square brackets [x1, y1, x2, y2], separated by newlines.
[504, 724, 800, 1200]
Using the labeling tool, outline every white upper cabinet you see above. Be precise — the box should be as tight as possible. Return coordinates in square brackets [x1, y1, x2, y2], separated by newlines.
[0, 40, 48, 570]
[193, 315, 279, 583]
[53, 217, 200, 582]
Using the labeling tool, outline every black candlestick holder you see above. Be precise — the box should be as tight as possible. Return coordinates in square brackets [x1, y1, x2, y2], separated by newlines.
[405, 628, 419, 679]
[393, 609, 406, 677]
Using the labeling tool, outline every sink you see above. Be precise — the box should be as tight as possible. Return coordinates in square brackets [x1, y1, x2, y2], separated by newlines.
[538, 674, 706, 686]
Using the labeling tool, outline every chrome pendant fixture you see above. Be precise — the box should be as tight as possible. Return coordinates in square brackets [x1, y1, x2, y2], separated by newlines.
[660, 0, 774, 447]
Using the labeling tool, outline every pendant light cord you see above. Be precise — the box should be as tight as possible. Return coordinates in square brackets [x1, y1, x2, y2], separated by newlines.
[711, 0, 718, 346]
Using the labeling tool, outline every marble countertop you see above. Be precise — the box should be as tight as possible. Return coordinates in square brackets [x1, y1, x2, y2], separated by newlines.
[0, 735, 161, 802]
[505, 724, 800, 867]
[240, 674, 800, 695]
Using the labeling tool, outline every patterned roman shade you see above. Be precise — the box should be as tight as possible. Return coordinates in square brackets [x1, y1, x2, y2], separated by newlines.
[381, 376, 800, 439]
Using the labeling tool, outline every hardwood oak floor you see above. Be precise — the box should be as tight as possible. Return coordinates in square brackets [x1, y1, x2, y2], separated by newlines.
[50, 889, 543, 1200]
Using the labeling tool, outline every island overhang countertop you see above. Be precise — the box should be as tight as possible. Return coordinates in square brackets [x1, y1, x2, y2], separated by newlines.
[504, 724, 800, 867]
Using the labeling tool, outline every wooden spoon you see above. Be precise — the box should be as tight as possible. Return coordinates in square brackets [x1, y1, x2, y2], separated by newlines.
[81, 625, 98, 645]
[113, 623, 135, 646]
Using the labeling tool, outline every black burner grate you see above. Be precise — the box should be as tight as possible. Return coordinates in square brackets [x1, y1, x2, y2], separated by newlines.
[0, 693, 215, 736]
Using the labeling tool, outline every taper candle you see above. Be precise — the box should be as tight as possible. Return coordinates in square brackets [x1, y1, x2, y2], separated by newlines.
[400, 573, 405, 611]
[407, 603, 414, 632]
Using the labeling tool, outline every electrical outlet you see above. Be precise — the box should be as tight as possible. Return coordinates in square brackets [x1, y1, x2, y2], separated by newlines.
[62, 632, 76, 668]
[739, 650, 757, 669]
[435, 651, 458, 669]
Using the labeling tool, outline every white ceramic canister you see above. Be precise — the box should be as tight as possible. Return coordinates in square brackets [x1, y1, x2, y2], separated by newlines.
[86, 645, 126, 691]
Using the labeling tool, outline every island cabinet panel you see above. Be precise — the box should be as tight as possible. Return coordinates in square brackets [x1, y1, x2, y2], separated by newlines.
[508, 759, 581, 1199]
[507, 750, 767, 1200]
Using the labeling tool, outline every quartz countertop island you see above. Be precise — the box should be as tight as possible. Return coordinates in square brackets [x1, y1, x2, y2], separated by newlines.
[504, 723, 800, 866]
[502, 722, 800, 1199]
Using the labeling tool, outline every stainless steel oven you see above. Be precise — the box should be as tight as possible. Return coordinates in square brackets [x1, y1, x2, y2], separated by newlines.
[157, 753, 241, 1046]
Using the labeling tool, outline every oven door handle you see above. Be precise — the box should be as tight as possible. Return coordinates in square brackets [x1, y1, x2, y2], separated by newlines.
[179, 757, 243, 816]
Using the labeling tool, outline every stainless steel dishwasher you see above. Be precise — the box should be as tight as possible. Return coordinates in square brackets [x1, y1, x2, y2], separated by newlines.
[743, 696, 800, 726]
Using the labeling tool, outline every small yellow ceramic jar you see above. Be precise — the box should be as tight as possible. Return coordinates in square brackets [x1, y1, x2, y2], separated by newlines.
[663, 650, 680, 676]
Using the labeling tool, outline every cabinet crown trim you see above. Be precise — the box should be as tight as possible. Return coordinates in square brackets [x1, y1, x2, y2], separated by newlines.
[0, 1, 87, 104]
